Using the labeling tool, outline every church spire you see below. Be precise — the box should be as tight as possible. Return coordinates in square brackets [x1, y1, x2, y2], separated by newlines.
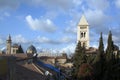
[7, 34, 11, 41]
[78, 15, 89, 26]
[6, 34, 12, 54]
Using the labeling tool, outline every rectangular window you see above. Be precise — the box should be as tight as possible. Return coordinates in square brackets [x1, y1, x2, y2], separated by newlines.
[80, 26, 87, 29]
[81, 32, 83, 38]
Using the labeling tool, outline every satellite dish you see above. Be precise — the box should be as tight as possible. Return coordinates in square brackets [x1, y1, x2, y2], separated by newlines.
[33, 53, 38, 57]
[45, 71, 49, 76]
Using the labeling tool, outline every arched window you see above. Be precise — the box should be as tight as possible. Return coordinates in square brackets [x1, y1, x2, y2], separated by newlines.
[81, 32, 84, 38]
[84, 32, 86, 38]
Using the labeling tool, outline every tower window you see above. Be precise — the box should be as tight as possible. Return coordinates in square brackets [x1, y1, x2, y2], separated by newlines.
[80, 32, 86, 38]
[80, 26, 87, 29]
[81, 32, 84, 38]
[84, 32, 86, 37]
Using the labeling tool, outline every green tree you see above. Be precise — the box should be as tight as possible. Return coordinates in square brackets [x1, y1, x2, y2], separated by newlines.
[103, 31, 116, 80]
[72, 41, 87, 78]
[106, 31, 114, 61]
[16, 45, 24, 53]
[98, 32, 104, 54]
[93, 32, 105, 80]
[94, 32, 104, 62]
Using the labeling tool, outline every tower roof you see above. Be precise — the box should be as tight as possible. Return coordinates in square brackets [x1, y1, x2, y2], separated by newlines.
[78, 15, 89, 25]
[7, 34, 11, 41]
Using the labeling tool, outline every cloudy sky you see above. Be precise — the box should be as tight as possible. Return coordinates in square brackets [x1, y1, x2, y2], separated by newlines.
[0, 0, 120, 53]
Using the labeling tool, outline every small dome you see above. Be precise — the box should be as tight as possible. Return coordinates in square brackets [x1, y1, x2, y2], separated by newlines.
[12, 43, 19, 48]
[27, 45, 37, 54]
[113, 45, 119, 51]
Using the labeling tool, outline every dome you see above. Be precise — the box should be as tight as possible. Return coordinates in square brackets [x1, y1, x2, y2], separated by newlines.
[12, 43, 19, 48]
[27, 45, 37, 54]
[113, 45, 119, 51]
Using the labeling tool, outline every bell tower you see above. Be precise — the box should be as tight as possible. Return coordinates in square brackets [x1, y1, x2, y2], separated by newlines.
[77, 15, 89, 49]
[6, 34, 12, 54]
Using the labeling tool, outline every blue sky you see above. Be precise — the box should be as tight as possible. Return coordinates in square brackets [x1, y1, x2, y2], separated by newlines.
[0, 0, 120, 53]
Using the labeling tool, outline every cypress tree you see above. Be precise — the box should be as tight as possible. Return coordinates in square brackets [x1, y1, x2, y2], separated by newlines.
[16, 45, 24, 53]
[106, 31, 114, 61]
[103, 31, 115, 80]
[98, 32, 104, 54]
[93, 32, 104, 63]
[93, 32, 105, 80]
[97, 32, 105, 63]
[72, 41, 87, 78]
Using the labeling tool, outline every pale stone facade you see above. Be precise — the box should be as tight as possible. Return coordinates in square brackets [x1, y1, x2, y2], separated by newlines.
[11, 44, 19, 54]
[77, 15, 89, 49]
[6, 35, 12, 54]
[46, 58, 55, 64]
[61, 63, 73, 68]
[56, 58, 67, 64]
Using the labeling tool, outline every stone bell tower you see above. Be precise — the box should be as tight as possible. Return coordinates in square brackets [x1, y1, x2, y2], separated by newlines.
[77, 15, 89, 49]
[6, 34, 12, 54]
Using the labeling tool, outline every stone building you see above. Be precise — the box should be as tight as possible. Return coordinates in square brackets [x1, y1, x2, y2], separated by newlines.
[77, 15, 89, 49]
[11, 44, 19, 54]
[39, 53, 67, 65]
[6, 35, 23, 54]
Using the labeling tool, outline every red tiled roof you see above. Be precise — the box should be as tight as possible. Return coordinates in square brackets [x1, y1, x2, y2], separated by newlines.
[15, 63, 46, 80]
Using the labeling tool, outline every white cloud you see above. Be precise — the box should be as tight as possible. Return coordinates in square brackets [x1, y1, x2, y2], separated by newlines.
[36, 36, 60, 44]
[64, 26, 77, 34]
[115, 0, 120, 8]
[85, 10, 107, 27]
[36, 36, 51, 43]
[86, 0, 109, 10]
[26, 15, 57, 32]
[1, 47, 6, 51]
[0, 38, 4, 44]
[60, 43, 76, 54]
[113, 35, 120, 43]
[73, 0, 82, 7]
[26, 0, 74, 11]
[12, 35, 28, 44]
[0, 12, 11, 20]
[61, 36, 75, 43]
[4, 12, 10, 17]
[36, 36, 75, 45]
[64, 20, 77, 34]
[61, 37, 71, 43]
[44, 11, 59, 20]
